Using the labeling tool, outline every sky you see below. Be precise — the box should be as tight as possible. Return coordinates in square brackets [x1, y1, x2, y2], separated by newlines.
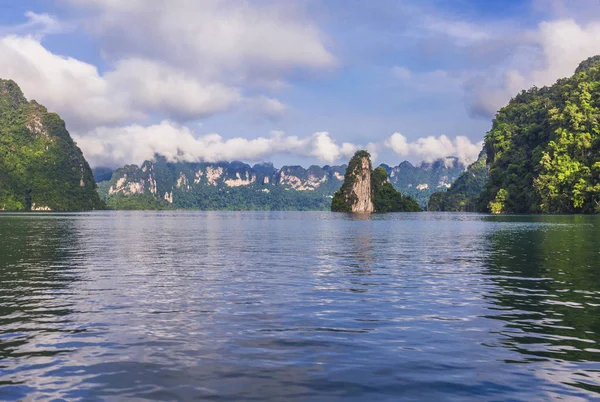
[1, 0, 600, 168]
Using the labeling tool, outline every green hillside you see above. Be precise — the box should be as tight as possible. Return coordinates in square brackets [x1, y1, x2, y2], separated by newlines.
[0, 79, 104, 211]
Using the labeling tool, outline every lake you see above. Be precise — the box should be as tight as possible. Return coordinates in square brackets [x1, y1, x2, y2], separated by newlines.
[0, 211, 599, 401]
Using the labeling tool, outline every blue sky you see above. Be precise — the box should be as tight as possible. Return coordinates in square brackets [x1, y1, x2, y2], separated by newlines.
[1, 0, 599, 168]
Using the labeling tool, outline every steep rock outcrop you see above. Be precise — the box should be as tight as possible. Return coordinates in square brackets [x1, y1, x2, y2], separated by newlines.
[0, 79, 104, 211]
[331, 151, 374, 212]
[331, 150, 421, 212]
[97, 157, 346, 210]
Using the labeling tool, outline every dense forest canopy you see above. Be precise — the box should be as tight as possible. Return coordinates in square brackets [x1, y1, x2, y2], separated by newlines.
[482, 55, 600, 214]
[371, 166, 421, 212]
[0, 79, 104, 211]
[428, 55, 600, 214]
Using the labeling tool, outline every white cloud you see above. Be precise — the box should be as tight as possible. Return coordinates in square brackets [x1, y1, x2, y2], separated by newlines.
[67, 0, 336, 85]
[76, 121, 482, 168]
[105, 58, 243, 121]
[0, 36, 291, 130]
[75, 123, 359, 167]
[385, 133, 482, 165]
[0, 1, 336, 130]
[0, 11, 68, 37]
[0, 35, 133, 130]
[245, 96, 288, 118]
[466, 19, 600, 117]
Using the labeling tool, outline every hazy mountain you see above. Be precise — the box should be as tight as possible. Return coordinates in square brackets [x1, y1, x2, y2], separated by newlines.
[98, 155, 466, 210]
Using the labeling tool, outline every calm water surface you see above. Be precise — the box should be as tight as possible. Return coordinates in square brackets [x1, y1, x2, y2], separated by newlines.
[0, 212, 599, 401]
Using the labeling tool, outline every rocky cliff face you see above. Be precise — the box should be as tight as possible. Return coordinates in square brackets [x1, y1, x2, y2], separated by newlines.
[332, 151, 421, 213]
[349, 155, 374, 212]
[96, 153, 462, 210]
[97, 156, 347, 210]
[0, 79, 104, 211]
[331, 150, 375, 212]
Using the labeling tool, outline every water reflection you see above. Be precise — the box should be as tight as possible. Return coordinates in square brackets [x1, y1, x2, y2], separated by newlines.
[483, 215, 600, 393]
[1, 212, 599, 400]
[0, 215, 83, 393]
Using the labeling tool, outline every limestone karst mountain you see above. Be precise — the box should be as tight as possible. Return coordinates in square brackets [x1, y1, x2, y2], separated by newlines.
[97, 156, 346, 210]
[330, 150, 374, 212]
[331, 150, 421, 212]
[0, 79, 104, 211]
[97, 155, 464, 210]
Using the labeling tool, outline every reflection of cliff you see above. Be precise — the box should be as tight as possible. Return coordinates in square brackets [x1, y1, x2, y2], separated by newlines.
[0, 216, 81, 360]
[482, 215, 600, 366]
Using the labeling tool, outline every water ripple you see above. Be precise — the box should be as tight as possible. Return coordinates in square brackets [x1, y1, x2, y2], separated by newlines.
[0, 211, 599, 400]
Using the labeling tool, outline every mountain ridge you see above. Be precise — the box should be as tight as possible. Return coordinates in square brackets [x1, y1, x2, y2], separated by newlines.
[96, 155, 467, 210]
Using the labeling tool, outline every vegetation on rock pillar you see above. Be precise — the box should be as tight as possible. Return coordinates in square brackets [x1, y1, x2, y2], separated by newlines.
[331, 150, 372, 212]
[332, 150, 421, 212]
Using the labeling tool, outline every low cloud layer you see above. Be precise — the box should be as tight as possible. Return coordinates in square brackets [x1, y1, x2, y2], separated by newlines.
[75, 122, 483, 168]
[76, 123, 359, 167]
[385, 133, 483, 165]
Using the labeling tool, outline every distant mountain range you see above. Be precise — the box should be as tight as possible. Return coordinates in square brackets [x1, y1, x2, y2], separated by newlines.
[95, 156, 466, 210]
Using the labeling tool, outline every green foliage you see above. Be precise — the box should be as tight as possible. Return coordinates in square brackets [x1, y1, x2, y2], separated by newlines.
[106, 194, 172, 210]
[372, 167, 421, 212]
[0, 79, 104, 211]
[427, 151, 488, 211]
[330, 190, 351, 212]
[481, 56, 600, 214]
[488, 188, 508, 214]
[574, 55, 600, 74]
[384, 158, 465, 208]
[100, 158, 341, 211]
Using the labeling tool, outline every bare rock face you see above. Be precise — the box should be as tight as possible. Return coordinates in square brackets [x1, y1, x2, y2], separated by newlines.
[331, 150, 375, 212]
[350, 156, 374, 212]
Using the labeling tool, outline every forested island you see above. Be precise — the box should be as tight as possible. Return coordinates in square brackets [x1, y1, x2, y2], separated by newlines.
[428, 55, 600, 214]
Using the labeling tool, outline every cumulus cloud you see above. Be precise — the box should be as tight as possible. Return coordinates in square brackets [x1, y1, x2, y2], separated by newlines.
[66, 0, 336, 85]
[75, 121, 481, 168]
[0, 1, 336, 129]
[105, 58, 243, 121]
[385, 133, 482, 165]
[0, 35, 292, 130]
[75, 123, 359, 167]
[0, 35, 133, 130]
